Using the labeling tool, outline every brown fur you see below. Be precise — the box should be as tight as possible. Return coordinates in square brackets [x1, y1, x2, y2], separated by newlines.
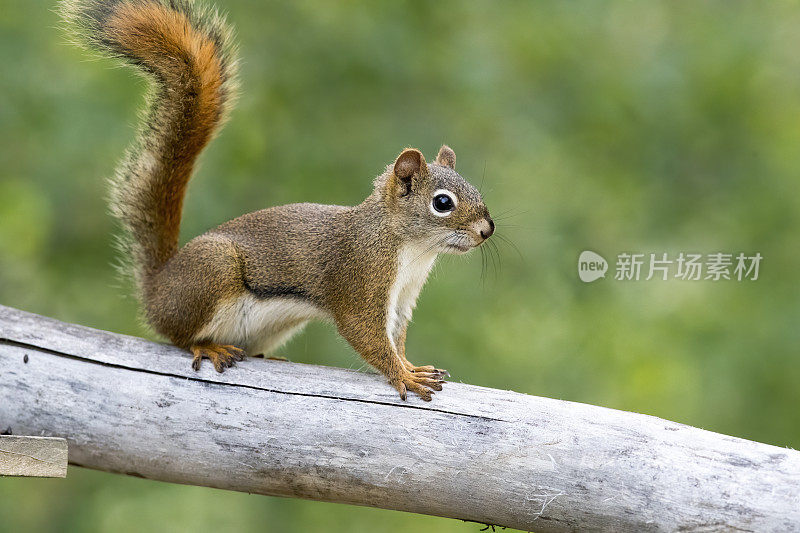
[60, 0, 238, 291]
[106, 2, 225, 271]
[64, 0, 493, 401]
[435, 145, 457, 169]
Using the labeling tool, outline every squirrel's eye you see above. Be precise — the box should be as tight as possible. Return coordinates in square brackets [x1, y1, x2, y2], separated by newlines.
[432, 194, 455, 213]
[429, 189, 458, 217]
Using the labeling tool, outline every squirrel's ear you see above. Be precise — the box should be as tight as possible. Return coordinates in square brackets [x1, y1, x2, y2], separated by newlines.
[392, 148, 428, 196]
[393, 148, 428, 180]
[435, 145, 456, 169]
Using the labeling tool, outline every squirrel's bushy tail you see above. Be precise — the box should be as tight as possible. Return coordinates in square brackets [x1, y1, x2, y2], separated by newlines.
[61, 0, 238, 291]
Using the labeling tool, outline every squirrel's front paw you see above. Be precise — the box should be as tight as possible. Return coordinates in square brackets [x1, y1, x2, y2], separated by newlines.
[392, 370, 446, 402]
[190, 343, 246, 372]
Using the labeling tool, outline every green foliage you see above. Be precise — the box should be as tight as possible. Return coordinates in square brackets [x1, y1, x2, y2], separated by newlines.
[1, 1, 799, 531]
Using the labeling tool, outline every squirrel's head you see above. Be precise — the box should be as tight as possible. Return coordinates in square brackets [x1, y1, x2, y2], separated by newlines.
[377, 145, 494, 254]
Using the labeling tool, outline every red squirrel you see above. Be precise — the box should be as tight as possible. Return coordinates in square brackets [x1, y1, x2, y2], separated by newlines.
[62, 0, 494, 401]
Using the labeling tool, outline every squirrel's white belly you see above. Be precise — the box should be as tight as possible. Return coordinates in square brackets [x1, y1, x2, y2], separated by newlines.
[386, 243, 438, 349]
[197, 294, 330, 355]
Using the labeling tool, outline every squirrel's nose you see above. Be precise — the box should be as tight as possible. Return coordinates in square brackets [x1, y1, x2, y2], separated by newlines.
[478, 217, 495, 239]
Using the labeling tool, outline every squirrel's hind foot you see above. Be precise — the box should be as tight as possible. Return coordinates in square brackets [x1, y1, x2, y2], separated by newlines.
[191, 343, 247, 372]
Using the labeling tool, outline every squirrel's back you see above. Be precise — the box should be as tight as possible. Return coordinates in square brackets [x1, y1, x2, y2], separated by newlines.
[60, 0, 238, 293]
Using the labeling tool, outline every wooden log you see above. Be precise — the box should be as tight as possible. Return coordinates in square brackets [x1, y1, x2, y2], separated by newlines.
[0, 436, 68, 477]
[0, 304, 798, 531]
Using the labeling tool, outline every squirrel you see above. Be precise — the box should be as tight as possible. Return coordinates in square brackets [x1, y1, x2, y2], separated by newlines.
[61, 0, 494, 401]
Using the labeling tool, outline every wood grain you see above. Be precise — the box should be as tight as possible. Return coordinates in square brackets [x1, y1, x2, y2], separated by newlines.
[0, 305, 798, 531]
[0, 436, 67, 477]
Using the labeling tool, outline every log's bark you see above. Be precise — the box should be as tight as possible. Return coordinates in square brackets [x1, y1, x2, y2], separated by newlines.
[0, 436, 67, 477]
[0, 305, 798, 532]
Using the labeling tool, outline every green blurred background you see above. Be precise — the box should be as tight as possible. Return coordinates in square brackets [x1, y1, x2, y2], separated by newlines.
[2, 1, 799, 531]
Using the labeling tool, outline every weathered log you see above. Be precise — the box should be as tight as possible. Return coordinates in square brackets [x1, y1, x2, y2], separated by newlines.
[0, 304, 798, 531]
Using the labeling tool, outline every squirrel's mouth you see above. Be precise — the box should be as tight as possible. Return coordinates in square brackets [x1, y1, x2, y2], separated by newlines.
[449, 242, 472, 252]
[443, 239, 474, 254]
[442, 231, 477, 254]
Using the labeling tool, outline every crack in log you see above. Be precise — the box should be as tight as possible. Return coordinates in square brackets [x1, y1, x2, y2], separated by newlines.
[0, 338, 503, 423]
